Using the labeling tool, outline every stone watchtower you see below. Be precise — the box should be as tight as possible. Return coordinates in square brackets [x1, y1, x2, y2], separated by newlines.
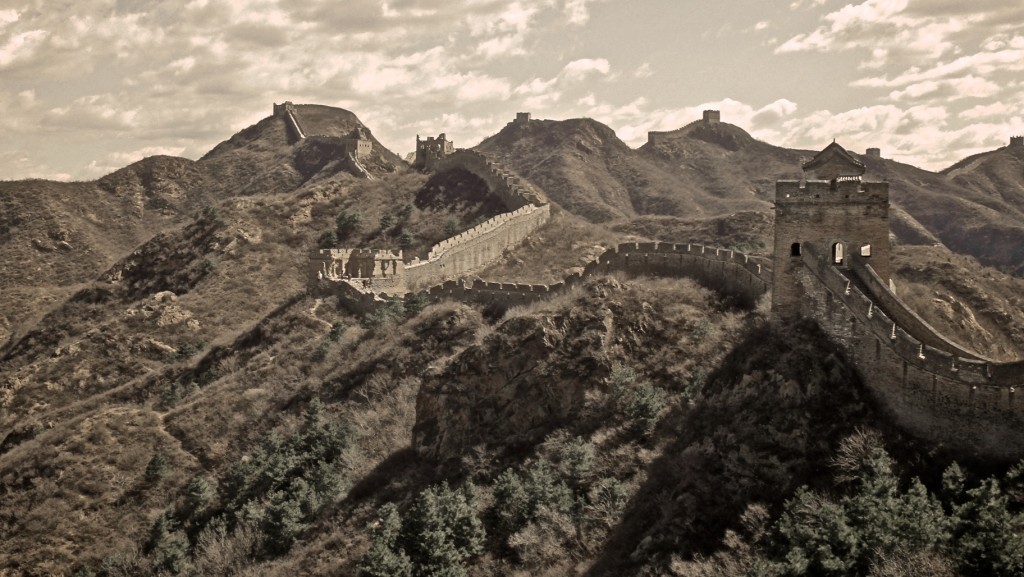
[414, 133, 455, 170]
[772, 142, 891, 317]
[1011, 136, 1024, 147]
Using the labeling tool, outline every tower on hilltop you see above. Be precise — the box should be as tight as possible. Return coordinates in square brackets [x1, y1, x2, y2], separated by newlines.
[772, 142, 891, 317]
[1011, 136, 1023, 147]
[703, 110, 720, 124]
[414, 133, 455, 170]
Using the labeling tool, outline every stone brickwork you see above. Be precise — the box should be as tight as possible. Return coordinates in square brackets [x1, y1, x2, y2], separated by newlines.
[273, 102, 372, 159]
[431, 150, 545, 209]
[273, 101, 306, 141]
[703, 110, 721, 124]
[1011, 136, 1023, 147]
[414, 133, 455, 169]
[773, 141, 1024, 459]
[312, 153, 550, 296]
[404, 204, 550, 290]
[336, 241, 771, 316]
[795, 244, 1024, 459]
[773, 162, 890, 318]
[309, 248, 405, 292]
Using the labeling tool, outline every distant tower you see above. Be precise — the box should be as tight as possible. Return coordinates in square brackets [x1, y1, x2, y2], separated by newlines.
[866, 147, 881, 158]
[273, 101, 295, 116]
[703, 110, 721, 124]
[414, 133, 455, 170]
[772, 142, 891, 317]
[344, 125, 372, 159]
[1011, 136, 1024, 147]
[515, 112, 531, 125]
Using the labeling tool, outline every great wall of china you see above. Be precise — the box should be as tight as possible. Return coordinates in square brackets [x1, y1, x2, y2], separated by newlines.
[288, 105, 1024, 459]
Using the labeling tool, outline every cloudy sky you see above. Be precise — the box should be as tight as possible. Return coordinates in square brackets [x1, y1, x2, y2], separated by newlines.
[1, 0, 1022, 181]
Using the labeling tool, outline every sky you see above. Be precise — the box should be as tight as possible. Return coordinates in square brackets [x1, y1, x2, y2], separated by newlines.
[1, 0, 1023, 181]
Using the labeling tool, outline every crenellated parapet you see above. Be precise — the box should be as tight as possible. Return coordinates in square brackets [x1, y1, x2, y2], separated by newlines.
[309, 248, 405, 293]
[337, 240, 771, 317]
[430, 149, 546, 209]
[313, 152, 551, 297]
[797, 244, 1024, 458]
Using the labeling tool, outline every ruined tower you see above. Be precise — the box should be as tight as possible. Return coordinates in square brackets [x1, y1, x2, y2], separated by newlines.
[414, 133, 455, 170]
[772, 142, 891, 317]
[1011, 136, 1023, 147]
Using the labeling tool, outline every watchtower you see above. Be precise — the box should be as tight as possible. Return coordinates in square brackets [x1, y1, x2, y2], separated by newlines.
[703, 110, 721, 124]
[772, 142, 891, 317]
[344, 125, 372, 159]
[414, 133, 455, 170]
[1011, 136, 1023, 147]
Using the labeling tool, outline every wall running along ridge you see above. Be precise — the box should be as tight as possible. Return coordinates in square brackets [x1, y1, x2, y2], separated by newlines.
[797, 244, 1024, 459]
[305, 126, 1024, 459]
[310, 151, 551, 295]
[337, 241, 771, 314]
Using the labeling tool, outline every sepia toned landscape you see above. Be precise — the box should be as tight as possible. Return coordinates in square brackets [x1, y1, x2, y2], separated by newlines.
[3, 1, 1024, 576]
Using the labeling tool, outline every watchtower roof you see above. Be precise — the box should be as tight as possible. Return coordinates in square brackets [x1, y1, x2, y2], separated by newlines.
[802, 141, 866, 179]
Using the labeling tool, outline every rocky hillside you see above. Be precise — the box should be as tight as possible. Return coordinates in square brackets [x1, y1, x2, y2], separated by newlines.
[3, 104, 1024, 577]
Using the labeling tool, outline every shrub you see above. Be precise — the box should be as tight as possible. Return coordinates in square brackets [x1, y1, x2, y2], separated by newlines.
[318, 230, 339, 248]
[398, 231, 415, 251]
[336, 210, 363, 239]
[199, 258, 217, 278]
[362, 483, 485, 577]
[443, 218, 460, 238]
[187, 476, 215, 515]
[625, 382, 667, 437]
[144, 451, 169, 482]
[328, 322, 345, 341]
[216, 398, 354, 554]
[360, 504, 413, 577]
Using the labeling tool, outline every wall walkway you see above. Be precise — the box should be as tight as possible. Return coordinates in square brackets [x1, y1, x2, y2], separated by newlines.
[797, 245, 1024, 458]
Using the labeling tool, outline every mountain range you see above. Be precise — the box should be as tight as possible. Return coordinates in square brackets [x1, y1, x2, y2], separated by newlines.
[2, 104, 1024, 577]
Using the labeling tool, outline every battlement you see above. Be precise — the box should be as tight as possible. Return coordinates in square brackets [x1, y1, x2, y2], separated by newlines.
[775, 179, 889, 203]
[703, 110, 720, 124]
[414, 133, 455, 169]
[272, 101, 295, 117]
[1011, 136, 1023, 147]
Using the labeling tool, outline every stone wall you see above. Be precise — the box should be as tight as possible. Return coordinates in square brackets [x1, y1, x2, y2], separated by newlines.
[334, 240, 771, 315]
[309, 248, 406, 293]
[279, 105, 306, 141]
[848, 257, 987, 361]
[404, 203, 550, 290]
[1011, 136, 1023, 147]
[797, 244, 1024, 459]
[432, 150, 545, 209]
[773, 178, 891, 317]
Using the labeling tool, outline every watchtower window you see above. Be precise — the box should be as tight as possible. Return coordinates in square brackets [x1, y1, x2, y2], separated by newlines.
[790, 242, 801, 257]
[860, 243, 872, 257]
[832, 242, 844, 265]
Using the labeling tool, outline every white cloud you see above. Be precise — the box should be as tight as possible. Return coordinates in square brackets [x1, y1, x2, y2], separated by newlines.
[0, 29, 47, 67]
[561, 58, 610, 80]
[0, 9, 19, 27]
[564, 0, 591, 25]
